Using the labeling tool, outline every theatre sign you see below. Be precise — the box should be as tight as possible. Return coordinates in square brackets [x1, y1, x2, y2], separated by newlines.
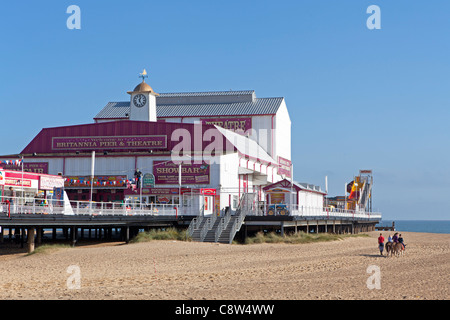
[51, 135, 167, 151]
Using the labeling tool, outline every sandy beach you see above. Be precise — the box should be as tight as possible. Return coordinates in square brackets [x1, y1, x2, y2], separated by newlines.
[0, 231, 448, 300]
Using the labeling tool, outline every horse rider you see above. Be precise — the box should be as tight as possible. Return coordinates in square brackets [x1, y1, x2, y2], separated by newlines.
[398, 234, 406, 250]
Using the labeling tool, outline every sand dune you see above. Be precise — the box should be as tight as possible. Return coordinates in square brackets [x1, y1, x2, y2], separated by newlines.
[0, 231, 448, 300]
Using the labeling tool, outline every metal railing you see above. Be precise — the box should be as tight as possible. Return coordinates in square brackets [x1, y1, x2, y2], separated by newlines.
[250, 203, 381, 220]
[0, 196, 182, 216]
[226, 209, 246, 244]
[214, 211, 232, 242]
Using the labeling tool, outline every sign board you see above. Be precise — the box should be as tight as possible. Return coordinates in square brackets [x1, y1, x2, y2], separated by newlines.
[40, 175, 65, 191]
[201, 117, 252, 135]
[142, 173, 155, 188]
[0, 171, 4, 186]
[153, 161, 210, 185]
[0, 162, 49, 174]
[277, 156, 292, 178]
[157, 196, 170, 204]
[52, 135, 167, 151]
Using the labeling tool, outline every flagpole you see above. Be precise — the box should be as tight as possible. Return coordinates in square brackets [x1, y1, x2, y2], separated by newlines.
[21, 155, 24, 212]
[90, 151, 95, 213]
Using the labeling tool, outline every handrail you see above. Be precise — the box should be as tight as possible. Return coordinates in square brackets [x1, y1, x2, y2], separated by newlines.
[199, 217, 212, 241]
[1, 196, 186, 216]
[214, 211, 232, 242]
[249, 203, 381, 220]
[227, 208, 246, 244]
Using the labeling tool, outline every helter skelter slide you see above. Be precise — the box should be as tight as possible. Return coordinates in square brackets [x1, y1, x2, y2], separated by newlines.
[346, 170, 373, 212]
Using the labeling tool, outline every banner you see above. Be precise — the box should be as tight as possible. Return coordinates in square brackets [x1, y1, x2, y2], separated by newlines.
[64, 175, 127, 188]
[0, 159, 23, 167]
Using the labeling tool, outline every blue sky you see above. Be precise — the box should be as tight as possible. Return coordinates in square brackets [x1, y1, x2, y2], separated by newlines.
[1, 1, 449, 219]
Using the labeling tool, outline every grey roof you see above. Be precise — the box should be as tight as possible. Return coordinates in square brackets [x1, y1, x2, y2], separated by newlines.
[158, 90, 255, 97]
[96, 102, 130, 119]
[94, 94, 284, 119]
[157, 97, 284, 117]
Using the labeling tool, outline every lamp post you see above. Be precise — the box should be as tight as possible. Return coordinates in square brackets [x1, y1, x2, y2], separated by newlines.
[178, 163, 182, 208]
[289, 162, 293, 215]
[90, 151, 95, 213]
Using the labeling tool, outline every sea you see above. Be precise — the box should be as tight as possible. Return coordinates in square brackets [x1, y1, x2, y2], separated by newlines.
[376, 220, 450, 234]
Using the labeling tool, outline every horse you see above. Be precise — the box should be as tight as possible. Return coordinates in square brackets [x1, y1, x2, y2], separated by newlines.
[385, 242, 393, 256]
[391, 242, 405, 257]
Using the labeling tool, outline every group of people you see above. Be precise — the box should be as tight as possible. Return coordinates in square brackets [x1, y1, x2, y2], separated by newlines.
[377, 232, 406, 256]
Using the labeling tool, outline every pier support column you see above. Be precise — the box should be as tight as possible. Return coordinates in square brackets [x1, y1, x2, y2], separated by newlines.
[125, 226, 130, 244]
[27, 228, 36, 254]
[71, 226, 77, 247]
[36, 227, 42, 246]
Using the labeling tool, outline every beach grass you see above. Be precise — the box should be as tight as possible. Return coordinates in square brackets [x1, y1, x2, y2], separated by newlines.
[26, 244, 71, 256]
[244, 231, 368, 244]
[131, 228, 191, 243]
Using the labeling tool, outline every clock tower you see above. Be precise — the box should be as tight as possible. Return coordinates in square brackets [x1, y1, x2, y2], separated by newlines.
[127, 69, 158, 122]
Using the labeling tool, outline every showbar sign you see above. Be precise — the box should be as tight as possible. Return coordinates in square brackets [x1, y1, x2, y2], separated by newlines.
[52, 136, 167, 151]
[153, 161, 210, 185]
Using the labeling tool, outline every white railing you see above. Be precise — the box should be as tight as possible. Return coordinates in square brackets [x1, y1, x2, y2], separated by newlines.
[251, 204, 381, 220]
[0, 196, 182, 216]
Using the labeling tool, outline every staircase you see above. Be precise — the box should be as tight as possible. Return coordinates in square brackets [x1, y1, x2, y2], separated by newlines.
[189, 217, 207, 242]
[188, 193, 256, 244]
[217, 213, 245, 244]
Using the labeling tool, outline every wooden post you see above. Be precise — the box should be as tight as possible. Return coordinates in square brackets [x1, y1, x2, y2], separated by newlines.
[71, 226, 77, 247]
[27, 228, 36, 254]
[36, 227, 42, 246]
[20, 228, 24, 248]
[125, 226, 130, 244]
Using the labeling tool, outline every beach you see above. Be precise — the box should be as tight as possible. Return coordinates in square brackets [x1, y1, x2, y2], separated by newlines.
[0, 231, 448, 300]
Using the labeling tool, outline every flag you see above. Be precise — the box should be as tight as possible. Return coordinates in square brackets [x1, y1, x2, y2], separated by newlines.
[347, 181, 354, 194]
[349, 182, 358, 200]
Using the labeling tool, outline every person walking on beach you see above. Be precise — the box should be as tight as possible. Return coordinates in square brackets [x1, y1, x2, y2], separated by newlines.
[378, 233, 385, 256]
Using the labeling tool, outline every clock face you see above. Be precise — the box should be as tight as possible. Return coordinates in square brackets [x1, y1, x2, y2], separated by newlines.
[133, 94, 147, 108]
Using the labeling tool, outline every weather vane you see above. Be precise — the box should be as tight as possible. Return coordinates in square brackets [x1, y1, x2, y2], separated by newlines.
[139, 69, 148, 82]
